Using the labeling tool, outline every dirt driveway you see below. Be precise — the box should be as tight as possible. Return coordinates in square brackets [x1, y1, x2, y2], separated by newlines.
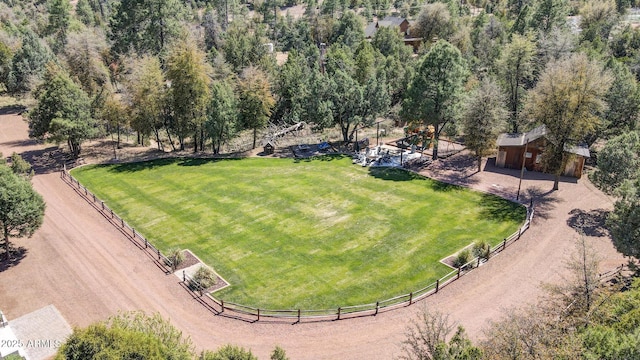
[0, 112, 625, 359]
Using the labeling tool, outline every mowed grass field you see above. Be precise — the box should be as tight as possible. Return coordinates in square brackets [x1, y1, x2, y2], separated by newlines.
[71, 155, 526, 309]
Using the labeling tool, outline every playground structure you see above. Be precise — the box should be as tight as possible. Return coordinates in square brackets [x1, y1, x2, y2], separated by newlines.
[395, 124, 436, 151]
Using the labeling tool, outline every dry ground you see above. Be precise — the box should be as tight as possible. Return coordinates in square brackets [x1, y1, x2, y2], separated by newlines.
[0, 112, 625, 359]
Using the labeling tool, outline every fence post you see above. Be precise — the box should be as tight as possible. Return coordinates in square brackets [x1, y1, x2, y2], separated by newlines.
[409, 292, 413, 305]
[457, 267, 461, 279]
[503, 238, 507, 250]
[144, 239, 148, 248]
[92, 194, 96, 202]
[436, 279, 440, 293]
[337, 307, 341, 320]
[298, 309, 301, 322]
[121, 218, 124, 227]
[517, 227, 522, 240]
[110, 209, 114, 218]
[183, 270, 186, 282]
[220, 299, 224, 313]
[132, 228, 135, 238]
[257, 309, 260, 321]
[157, 248, 160, 260]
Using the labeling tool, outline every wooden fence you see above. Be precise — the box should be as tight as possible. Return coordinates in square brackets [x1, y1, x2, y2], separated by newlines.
[60, 169, 175, 273]
[61, 167, 535, 322]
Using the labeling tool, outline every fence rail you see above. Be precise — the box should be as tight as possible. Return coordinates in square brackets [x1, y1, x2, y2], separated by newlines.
[61, 166, 535, 323]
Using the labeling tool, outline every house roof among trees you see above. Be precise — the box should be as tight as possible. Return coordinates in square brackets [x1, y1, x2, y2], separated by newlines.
[497, 125, 590, 157]
[364, 16, 409, 38]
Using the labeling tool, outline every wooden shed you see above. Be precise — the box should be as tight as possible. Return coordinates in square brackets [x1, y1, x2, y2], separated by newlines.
[495, 126, 589, 179]
[263, 141, 275, 155]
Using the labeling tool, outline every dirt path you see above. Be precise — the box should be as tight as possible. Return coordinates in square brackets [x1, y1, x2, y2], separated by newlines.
[0, 113, 624, 359]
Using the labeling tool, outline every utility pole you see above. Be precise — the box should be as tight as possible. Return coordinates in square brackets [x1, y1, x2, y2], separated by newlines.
[516, 138, 529, 201]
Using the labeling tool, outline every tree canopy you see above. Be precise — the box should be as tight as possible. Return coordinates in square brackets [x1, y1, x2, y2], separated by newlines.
[525, 54, 611, 190]
[401, 39, 468, 160]
[28, 64, 96, 158]
[0, 165, 45, 261]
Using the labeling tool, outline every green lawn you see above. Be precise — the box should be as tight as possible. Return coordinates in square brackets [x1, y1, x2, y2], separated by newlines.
[71, 155, 526, 309]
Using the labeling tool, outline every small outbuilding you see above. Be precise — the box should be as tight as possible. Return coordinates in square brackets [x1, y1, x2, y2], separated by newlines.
[263, 141, 275, 155]
[495, 125, 589, 179]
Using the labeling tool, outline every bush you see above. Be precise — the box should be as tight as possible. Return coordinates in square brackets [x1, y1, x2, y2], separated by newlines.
[453, 249, 472, 269]
[472, 240, 491, 260]
[270, 346, 289, 360]
[201, 345, 257, 360]
[191, 266, 217, 290]
[166, 247, 185, 270]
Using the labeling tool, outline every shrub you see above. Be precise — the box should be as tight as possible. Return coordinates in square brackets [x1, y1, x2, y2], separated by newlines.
[191, 266, 217, 290]
[270, 346, 289, 360]
[166, 247, 185, 270]
[201, 345, 257, 360]
[472, 240, 491, 260]
[453, 249, 472, 269]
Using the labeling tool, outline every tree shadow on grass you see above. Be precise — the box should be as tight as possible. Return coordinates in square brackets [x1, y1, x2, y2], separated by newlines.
[292, 153, 349, 163]
[566, 209, 610, 237]
[478, 193, 528, 223]
[177, 157, 242, 167]
[107, 158, 178, 173]
[368, 167, 425, 181]
[0, 245, 27, 272]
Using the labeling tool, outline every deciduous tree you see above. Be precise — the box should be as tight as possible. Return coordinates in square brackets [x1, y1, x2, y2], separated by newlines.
[56, 312, 193, 359]
[496, 33, 535, 133]
[411, 2, 452, 43]
[237, 67, 275, 149]
[462, 78, 509, 172]
[166, 42, 211, 151]
[400, 308, 482, 360]
[525, 54, 611, 190]
[201, 345, 257, 360]
[63, 30, 111, 97]
[125, 55, 167, 149]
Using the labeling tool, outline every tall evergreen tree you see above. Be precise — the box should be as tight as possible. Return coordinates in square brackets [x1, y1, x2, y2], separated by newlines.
[0, 166, 45, 261]
[401, 40, 468, 160]
[28, 64, 96, 158]
[109, 0, 187, 56]
[206, 80, 238, 154]
[6, 29, 53, 95]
